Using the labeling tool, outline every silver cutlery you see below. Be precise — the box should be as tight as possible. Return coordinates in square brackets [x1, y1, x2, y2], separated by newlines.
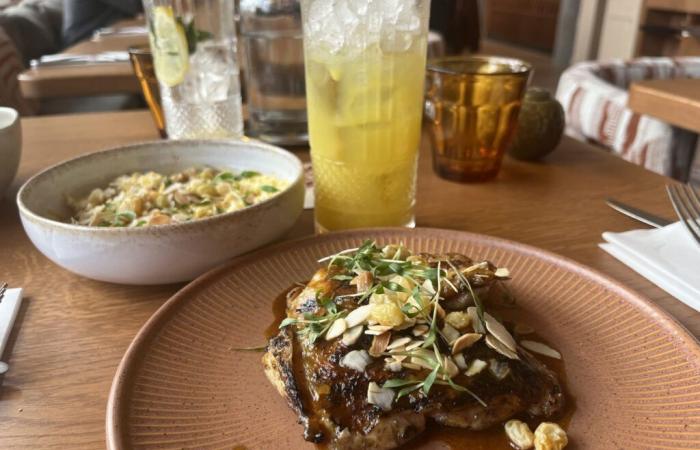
[30, 52, 130, 68]
[667, 184, 700, 245]
[606, 198, 672, 228]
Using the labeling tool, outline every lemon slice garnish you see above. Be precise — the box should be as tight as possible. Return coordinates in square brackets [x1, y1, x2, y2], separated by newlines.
[150, 6, 189, 87]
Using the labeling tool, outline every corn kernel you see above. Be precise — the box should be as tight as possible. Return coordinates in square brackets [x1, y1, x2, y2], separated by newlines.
[369, 303, 404, 327]
[445, 311, 471, 330]
[505, 420, 534, 449]
[534, 422, 568, 450]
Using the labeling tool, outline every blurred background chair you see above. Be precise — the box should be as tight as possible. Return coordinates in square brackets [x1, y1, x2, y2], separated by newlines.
[556, 57, 700, 181]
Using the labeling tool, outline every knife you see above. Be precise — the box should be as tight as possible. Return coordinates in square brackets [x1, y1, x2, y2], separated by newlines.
[606, 198, 673, 228]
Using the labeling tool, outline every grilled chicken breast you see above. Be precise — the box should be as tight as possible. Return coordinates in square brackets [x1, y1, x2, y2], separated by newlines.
[263, 244, 565, 449]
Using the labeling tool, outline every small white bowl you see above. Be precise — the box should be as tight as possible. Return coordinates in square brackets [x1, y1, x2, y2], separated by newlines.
[17, 139, 304, 285]
[0, 107, 21, 197]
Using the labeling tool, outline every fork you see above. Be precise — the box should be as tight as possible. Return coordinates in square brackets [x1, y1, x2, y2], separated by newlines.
[667, 184, 700, 245]
[0, 282, 6, 304]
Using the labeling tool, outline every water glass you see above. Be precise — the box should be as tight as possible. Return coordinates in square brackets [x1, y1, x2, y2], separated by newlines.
[128, 46, 167, 138]
[240, 0, 307, 145]
[143, 0, 243, 139]
[300, 0, 431, 232]
[425, 56, 531, 182]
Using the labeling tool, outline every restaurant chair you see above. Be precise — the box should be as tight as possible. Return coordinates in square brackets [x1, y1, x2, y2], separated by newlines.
[556, 57, 700, 182]
[0, 27, 37, 114]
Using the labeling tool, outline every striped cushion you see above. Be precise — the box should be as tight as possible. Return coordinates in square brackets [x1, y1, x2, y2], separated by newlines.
[556, 58, 700, 177]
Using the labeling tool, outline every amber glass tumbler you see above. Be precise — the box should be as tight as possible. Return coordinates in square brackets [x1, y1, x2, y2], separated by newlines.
[425, 56, 531, 182]
[128, 46, 167, 138]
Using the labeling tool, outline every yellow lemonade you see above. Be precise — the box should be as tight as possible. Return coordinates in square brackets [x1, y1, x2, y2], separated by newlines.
[305, 40, 427, 231]
[301, 0, 430, 232]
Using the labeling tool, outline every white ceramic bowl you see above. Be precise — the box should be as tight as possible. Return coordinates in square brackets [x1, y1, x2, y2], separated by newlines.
[17, 139, 304, 285]
[0, 107, 21, 196]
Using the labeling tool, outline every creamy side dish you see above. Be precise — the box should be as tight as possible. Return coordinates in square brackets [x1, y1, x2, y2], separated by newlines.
[69, 167, 288, 227]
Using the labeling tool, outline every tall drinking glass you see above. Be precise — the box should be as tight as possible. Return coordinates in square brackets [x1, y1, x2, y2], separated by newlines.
[143, 0, 243, 139]
[240, 0, 308, 145]
[300, 0, 431, 232]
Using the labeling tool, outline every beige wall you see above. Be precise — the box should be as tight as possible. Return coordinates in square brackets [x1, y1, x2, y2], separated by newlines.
[597, 0, 645, 59]
[571, 0, 606, 62]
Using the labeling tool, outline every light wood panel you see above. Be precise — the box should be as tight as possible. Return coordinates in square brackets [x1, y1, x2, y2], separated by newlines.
[0, 109, 694, 449]
[629, 78, 700, 133]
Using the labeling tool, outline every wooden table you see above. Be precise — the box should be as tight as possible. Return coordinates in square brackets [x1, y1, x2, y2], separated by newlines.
[0, 110, 695, 448]
[629, 78, 700, 133]
[17, 32, 146, 100]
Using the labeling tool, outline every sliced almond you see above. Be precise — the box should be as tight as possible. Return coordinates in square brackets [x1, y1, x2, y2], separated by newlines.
[484, 312, 517, 352]
[387, 336, 412, 350]
[325, 318, 348, 341]
[365, 329, 387, 336]
[485, 335, 519, 360]
[411, 356, 435, 370]
[390, 352, 408, 362]
[467, 307, 486, 333]
[385, 360, 403, 372]
[451, 333, 483, 354]
[520, 340, 562, 359]
[345, 304, 372, 328]
[422, 279, 436, 295]
[412, 325, 429, 337]
[453, 353, 468, 370]
[442, 323, 461, 344]
[369, 332, 392, 357]
[342, 325, 364, 346]
[494, 267, 511, 279]
[394, 318, 416, 331]
[368, 324, 393, 332]
[401, 362, 423, 371]
[461, 261, 489, 275]
[405, 340, 424, 351]
[465, 358, 487, 376]
[350, 271, 374, 293]
[443, 355, 459, 378]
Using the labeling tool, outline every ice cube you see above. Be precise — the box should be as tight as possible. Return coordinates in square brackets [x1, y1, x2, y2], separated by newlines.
[395, 3, 421, 32]
[184, 44, 235, 103]
[347, 0, 371, 16]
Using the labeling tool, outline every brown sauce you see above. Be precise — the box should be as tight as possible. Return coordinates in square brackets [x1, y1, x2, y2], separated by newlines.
[265, 286, 294, 339]
[266, 287, 576, 450]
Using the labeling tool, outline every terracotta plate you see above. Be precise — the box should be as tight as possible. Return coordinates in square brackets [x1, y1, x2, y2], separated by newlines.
[107, 228, 700, 449]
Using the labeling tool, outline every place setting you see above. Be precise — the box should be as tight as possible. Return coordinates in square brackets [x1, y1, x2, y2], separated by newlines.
[2, 1, 700, 450]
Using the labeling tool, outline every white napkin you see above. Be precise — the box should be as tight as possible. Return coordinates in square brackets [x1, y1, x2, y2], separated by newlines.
[600, 223, 700, 311]
[0, 288, 22, 356]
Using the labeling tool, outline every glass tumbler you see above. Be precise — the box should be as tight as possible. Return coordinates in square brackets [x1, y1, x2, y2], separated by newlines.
[239, 0, 307, 145]
[128, 46, 167, 138]
[300, 0, 431, 232]
[425, 56, 531, 182]
[143, 0, 243, 139]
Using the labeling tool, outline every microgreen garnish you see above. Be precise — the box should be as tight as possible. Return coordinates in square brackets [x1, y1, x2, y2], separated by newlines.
[239, 170, 261, 179]
[112, 211, 136, 227]
[260, 185, 279, 193]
